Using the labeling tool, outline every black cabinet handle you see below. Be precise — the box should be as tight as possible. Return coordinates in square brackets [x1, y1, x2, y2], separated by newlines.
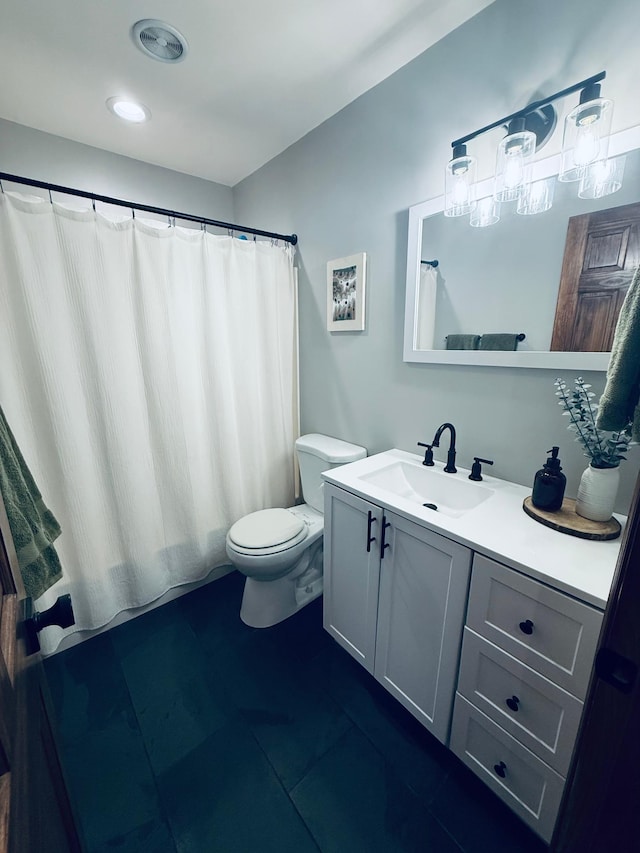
[380, 516, 391, 558]
[366, 510, 377, 553]
[493, 761, 507, 779]
[519, 619, 534, 635]
[506, 695, 520, 712]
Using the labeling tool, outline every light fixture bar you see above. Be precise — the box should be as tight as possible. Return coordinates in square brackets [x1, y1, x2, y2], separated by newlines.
[451, 71, 606, 151]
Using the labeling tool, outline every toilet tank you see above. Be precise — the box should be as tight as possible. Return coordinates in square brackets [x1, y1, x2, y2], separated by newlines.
[295, 434, 367, 513]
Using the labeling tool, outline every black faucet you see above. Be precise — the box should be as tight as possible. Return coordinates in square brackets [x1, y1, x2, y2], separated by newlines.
[432, 423, 457, 473]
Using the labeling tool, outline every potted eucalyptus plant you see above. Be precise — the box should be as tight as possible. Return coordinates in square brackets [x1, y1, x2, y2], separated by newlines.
[554, 377, 632, 521]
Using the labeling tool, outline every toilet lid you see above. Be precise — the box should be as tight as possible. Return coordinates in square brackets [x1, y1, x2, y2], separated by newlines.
[228, 508, 305, 549]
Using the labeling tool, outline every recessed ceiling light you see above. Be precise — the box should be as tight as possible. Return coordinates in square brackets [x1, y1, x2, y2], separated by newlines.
[106, 97, 151, 123]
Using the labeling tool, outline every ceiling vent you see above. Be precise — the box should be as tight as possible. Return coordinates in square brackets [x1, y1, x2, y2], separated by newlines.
[132, 19, 188, 63]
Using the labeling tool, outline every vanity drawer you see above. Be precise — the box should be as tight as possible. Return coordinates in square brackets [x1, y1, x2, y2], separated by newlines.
[467, 555, 603, 697]
[457, 627, 583, 775]
[450, 694, 565, 844]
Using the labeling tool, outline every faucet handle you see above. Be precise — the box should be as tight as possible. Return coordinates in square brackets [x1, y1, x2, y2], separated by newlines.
[417, 442, 434, 466]
[469, 457, 494, 482]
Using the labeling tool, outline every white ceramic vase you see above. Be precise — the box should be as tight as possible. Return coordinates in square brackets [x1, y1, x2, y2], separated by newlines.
[575, 463, 620, 522]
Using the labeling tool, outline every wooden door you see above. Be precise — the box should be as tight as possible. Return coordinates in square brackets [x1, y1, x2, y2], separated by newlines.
[551, 470, 640, 851]
[373, 514, 471, 745]
[551, 201, 640, 352]
[0, 495, 81, 852]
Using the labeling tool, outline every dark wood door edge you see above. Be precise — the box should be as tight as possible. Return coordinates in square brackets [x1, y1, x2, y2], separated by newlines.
[552, 467, 640, 851]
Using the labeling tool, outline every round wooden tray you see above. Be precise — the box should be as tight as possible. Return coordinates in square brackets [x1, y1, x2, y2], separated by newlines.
[523, 496, 621, 541]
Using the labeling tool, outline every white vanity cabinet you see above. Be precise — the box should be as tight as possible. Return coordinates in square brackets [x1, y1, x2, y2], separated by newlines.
[323, 482, 472, 744]
[321, 449, 619, 845]
[450, 554, 603, 843]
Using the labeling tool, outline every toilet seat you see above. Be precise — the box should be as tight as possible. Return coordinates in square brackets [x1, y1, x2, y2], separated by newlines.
[227, 508, 307, 556]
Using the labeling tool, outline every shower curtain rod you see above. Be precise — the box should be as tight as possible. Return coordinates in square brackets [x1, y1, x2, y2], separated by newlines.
[0, 171, 298, 246]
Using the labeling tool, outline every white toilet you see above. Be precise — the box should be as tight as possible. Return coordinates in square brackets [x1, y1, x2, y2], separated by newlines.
[225, 433, 366, 627]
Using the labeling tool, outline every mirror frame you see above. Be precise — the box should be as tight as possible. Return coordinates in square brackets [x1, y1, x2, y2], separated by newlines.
[403, 125, 640, 369]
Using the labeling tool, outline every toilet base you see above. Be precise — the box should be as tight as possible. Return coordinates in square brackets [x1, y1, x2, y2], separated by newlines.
[240, 562, 323, 628]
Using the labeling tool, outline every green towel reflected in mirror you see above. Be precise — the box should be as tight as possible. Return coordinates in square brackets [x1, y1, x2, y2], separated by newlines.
[479, 333, 520, 351]
[446, 333, 522, 351]
[445, 334, 480, 350]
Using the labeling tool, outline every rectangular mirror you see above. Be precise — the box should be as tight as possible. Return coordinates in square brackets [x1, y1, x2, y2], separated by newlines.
[403, 126, 640, 369]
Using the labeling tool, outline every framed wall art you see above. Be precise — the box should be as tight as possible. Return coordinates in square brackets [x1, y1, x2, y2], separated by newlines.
[327, 252, 367, 331]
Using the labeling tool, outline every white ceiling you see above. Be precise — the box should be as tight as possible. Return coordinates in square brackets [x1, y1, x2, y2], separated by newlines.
[0, 0, 494, 187]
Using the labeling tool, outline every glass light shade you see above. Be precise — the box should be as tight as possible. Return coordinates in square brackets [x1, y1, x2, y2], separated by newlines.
[516, 177, 555, 215]
[559, 97, 613, 181]
[444, 152, 477, 217]
[494, 130, 536, 202]
[470, 196, 500, 227]
[578, 155, 625, 199]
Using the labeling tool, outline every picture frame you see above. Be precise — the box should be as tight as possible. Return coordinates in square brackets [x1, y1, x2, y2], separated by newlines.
[327, 252, 367, 331]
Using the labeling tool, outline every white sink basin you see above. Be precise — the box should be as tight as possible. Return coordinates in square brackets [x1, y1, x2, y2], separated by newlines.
[359, 460, 494, 518]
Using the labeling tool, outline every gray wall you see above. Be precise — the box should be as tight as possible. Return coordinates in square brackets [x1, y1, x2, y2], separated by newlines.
[0, 118, 233, 221]
[1, 0, 639, 513]
[233, 0, 640, 513]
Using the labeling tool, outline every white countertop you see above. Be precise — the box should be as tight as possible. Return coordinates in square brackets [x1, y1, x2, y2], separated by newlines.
[322, 449, 624, 611]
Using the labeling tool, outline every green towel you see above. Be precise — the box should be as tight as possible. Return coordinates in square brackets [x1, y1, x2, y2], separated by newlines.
[596, 265, 640, 440]
[0, 405, 63, 599]
[445, 334, 480, 350]
[479, 333, 519, 351]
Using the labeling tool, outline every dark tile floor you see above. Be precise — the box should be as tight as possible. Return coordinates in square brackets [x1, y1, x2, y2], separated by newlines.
[44, 571, 548, 853]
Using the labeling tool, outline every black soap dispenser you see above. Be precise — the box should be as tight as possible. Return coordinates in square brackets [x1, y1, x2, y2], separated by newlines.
[532, 447, 567, 512]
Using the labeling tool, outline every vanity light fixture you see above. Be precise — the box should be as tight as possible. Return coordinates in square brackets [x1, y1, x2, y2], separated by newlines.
[517, 176, 555, 215]
[470, 195, 500, 227]
[559, 82, 613, 182]
[106, 97, 151, 123]
[578, 154, 626, 199]
[444, 144, 477, 217]
[494, 117, 536, 202]
[445, 71, 619, 226]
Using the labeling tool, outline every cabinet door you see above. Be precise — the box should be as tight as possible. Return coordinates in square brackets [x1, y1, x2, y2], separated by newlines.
[323, 484, 381, 673]
[374, 513, 472, 744]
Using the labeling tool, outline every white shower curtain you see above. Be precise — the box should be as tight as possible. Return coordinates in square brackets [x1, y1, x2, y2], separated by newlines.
[0, 191, 298, 653]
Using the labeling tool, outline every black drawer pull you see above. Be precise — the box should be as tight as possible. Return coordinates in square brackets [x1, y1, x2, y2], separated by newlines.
[506, 695, 520, 712]
[366, 510, 377, 553]
[380, 516, 391, 558]
[519, 619, 534, 635]
[493, 761, 507, 779]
